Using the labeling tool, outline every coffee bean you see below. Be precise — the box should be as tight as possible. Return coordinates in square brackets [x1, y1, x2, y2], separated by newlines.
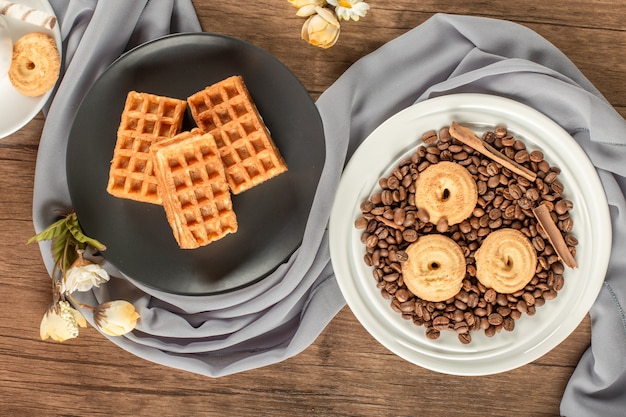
[544, 171, 558, 184]
[487, 175, 501, 189]
[432, 316, 450, 330]
[387, 176, 400, 190]
[526, 188, 540, 201]
[402, 229, 418, 243]
[434, 126, 452, 142]
[400, 300, 415, 313]
[436, 217, 449, 233]
[393, 208, 406, 225]
[425, 152, 439, 164]
[514, 149, 529, 163]
[551, 180, 564, 195]
[501, 135, 515, 147]
[425, 327, 440, 339]
[529, 150, 544, 162]
[458, 333, 472, 344]
[494, 126, 507, 138]
[395, 250, 408, 262]
[556, 199, 573, 215]
[560, 217, 574, 233]
[383, 273, 400, 282]
[355, 125, 574, 343]
[454, 322, 469, 334]
[365, 234, 378, 248]
[354, 216, 368, 229]
[381, 190, 393, 205]
[543, 289, 558, 300]
[521, 292, 535, 306]
[532, 236, 545, 251]
[503, 317, 515, 332]
[496, 293, 508, 306]
[553, 274, 565, 291]
[565, 234, 578, 246]
[393, 289, 409, 303]
[484, 289, 497, 304]
[497, 306, 511, 317]
[488, 313, 504, 326]
[416, 207, 430, 223]
[421, 130, 438, 144]
[508, 184, 522, 200]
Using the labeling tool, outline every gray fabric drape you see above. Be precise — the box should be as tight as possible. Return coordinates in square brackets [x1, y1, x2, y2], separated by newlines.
[35, 0, 345, 377]
[315, 14, 625, 416]
[32, 5, 624, 415]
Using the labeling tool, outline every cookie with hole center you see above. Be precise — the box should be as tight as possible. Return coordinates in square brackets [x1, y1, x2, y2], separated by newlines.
[415, 161, 477, 225]
[402, 234, 466, 302]
[475, 228, 537, 294]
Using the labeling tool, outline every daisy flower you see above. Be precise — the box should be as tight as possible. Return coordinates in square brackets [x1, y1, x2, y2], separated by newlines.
[327, 0, 370, 21]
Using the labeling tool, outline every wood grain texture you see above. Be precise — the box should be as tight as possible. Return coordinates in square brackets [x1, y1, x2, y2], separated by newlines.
[1, 1, 621, 416]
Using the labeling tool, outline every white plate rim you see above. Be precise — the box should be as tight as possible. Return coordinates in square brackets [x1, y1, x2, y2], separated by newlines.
[0, 0, 62, 139]
[329, 93, 611, 376]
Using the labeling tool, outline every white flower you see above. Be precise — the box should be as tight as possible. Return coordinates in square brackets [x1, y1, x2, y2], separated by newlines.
[40, 301, 87, 342]
[94, 300, 140, 336]
[327, 0, 370, 21]
[289, 0, 327, 17]
[63, 261, 109, 294]
[301, 6, 340, 49]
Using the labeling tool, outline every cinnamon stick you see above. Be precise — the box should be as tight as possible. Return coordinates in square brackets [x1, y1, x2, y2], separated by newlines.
[449, 122, 537, 182]
[532, 204, 578, 268]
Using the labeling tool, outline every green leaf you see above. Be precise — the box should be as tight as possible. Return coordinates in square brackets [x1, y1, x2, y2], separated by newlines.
[65, 213, 106, 251]
[28, 212, 106, 274]
[26, 216, 70, 244]
[51, 234, 71, 270]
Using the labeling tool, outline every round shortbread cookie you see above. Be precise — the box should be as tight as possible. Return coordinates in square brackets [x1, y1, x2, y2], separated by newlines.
[415, 161, 477, 225]
[475, 228, 537, 294]
[8, 32, 60, 97]
[402, 234, 466, 302]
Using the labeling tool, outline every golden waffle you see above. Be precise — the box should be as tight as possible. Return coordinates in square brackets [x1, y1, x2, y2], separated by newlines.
[151, 130, 238, 249]
[107, 91, 187, 204]
[187, 75, 287, 194]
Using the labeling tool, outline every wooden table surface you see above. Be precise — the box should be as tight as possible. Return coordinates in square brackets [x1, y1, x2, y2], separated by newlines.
[2, 1, 621, 416]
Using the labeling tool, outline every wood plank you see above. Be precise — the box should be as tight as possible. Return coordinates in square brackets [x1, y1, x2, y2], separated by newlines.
[2, 0, 619, 415]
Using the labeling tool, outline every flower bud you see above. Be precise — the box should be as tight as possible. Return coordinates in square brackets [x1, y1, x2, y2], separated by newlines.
[40, 301, 87, 342]
[290, 0, 327, 17]
[295, 4, 319, 17]
[94, 300, 140, 336]
[289, 0, 326, 9]
[301, 6, 340, 49]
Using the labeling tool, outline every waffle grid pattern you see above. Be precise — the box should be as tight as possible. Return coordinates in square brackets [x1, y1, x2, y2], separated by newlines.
[187, 76, 287, 194]
[151, 131, 238, 249]
[107, 91, 187, 204]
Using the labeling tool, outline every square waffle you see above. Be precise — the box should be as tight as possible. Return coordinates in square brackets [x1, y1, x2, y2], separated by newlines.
[151, 130, 238, 249]
[107, 91, 187, 204]
[187, 75, 287, 194]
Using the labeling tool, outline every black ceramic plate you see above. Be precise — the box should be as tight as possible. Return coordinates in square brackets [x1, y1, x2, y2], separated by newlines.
[66, 33, 325, 295]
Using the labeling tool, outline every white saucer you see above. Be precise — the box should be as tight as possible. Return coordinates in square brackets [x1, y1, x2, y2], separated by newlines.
[329, 93, 611, 375]
[0, 0, 61, 139]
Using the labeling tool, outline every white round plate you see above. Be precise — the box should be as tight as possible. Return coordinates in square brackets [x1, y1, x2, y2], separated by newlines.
[329, 93, 611, 376]
[0, 0, 61, 139]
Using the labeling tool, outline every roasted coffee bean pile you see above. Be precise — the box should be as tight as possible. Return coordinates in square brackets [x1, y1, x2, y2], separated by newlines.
[354, 125, 578, 344]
